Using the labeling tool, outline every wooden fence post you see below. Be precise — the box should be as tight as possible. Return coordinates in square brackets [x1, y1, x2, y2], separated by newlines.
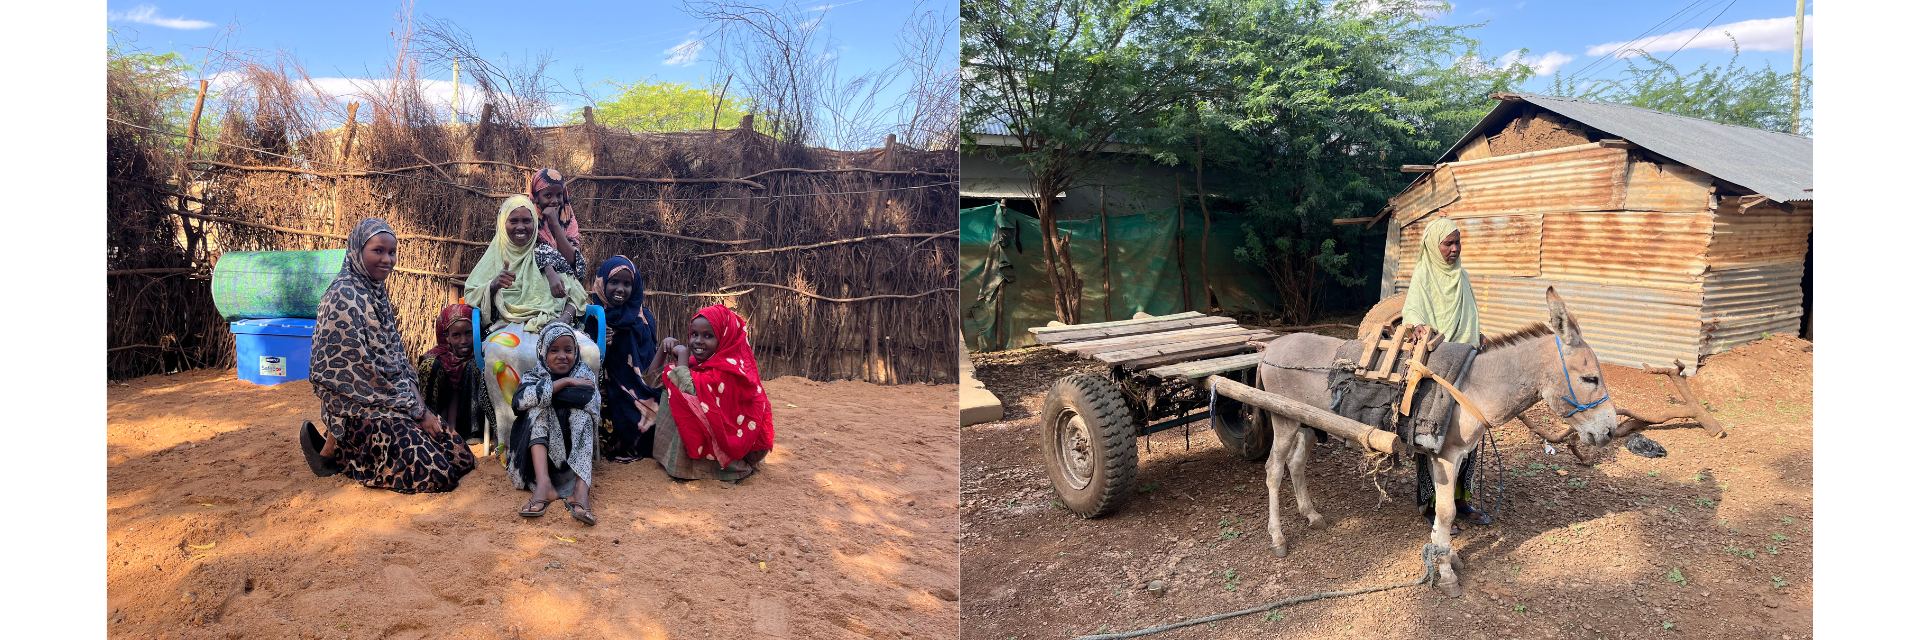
[332, 102, 359, 237]
[180, 79, 210, 259]
[864, 133, 898, 384]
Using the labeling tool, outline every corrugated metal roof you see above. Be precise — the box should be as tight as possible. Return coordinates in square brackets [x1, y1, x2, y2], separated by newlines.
[1440, 94, 1812, 203]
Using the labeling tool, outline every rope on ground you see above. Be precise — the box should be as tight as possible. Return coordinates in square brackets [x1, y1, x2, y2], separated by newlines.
[1071, 543, 1453, 640]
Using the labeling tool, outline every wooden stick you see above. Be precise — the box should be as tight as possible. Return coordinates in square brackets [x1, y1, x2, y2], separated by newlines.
[107, 268, 195, 276]
[737, 166, 949, 181]
[1641, 359, 1725, 438]
[578, 227, 759, 246]
[717, 282, 958, 303]
[1206, 375, 1403, 455]
[691, 231, 955, 258]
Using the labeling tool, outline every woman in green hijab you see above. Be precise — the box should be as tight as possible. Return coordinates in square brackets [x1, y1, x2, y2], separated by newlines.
[1403, 217, 1481, 347]
[464, 195, 598, 449]
[1402, 216, 1492, 527]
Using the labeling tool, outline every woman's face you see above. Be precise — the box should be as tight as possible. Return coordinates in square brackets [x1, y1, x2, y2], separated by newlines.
[545, 334, 577, 376]
[1439, 230, 1461, 265]
[448, 319, 473, 358]
[605, 270, 635, 305]
[361, 232, 398, 282]
[688, 316, 718, 360]
[506, 207, 537, 247]
[532, 183, 567, 210]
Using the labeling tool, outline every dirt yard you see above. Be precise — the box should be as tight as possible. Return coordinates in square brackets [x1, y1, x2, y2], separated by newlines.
[107, 371, 959, 639]
[961, 333, 1812, 640]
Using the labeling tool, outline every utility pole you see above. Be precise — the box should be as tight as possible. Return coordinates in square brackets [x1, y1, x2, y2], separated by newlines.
[1790, 0, 1805, 135]
[451, 56, 462, 123]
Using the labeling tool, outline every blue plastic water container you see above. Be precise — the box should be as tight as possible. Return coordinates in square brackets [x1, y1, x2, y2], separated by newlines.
[231, 318, 316, 386]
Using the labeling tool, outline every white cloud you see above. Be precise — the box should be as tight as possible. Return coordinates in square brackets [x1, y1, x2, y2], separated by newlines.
[1498, 50, 1575, 75]
[108, 4, 214, 30]
[663, 35, 704, 67]
[1586, 15, 1814, 59]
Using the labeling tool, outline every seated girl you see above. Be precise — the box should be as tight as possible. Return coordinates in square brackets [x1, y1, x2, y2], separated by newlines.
[509, 324, 600, 526]
[462, 195, 597, 449]
[653, 305, 775, 482]
[588, 256, 662, 463]
[416, 302, 488, 444]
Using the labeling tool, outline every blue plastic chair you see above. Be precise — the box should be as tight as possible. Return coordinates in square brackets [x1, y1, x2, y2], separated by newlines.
[471, 305, 606, 356]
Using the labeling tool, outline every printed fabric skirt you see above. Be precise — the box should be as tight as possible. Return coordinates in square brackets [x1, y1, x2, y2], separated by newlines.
[336, 415, 477, 494]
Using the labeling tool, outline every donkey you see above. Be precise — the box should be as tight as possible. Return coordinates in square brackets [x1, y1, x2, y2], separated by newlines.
[1254, 287, 1618, 596]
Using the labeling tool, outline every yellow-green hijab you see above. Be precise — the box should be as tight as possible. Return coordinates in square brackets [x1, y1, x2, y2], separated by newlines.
[1403, 217, 1480, 346]
[462, 195, 588, 329]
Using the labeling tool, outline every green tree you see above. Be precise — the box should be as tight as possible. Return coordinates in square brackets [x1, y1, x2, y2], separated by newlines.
[962, 0, 1239, 324]
[109, 29, 214, 156]
[1143, 0, 1528, 323]
[571, 78, 751, 133]
[1546, 39, 1811, 135]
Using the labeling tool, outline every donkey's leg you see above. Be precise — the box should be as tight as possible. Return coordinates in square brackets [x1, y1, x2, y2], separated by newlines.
[1265, 417, 1301, 557]
[1427, 451, 1466, 596]
[1288, 427, 1325, 530]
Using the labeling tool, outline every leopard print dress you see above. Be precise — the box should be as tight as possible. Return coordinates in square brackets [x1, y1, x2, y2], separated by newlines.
[309, 218, 476, 494]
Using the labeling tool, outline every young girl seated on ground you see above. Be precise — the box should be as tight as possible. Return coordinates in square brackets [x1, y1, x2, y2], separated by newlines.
[509, 324, 601, 526]
[529, 168, 588, 303]
[416, 302, 487, 444]
[657, 304, 775, 481]
[588, 256, 661, 463]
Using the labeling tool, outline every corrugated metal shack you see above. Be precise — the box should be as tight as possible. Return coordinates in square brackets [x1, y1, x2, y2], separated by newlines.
[1378, 93, 1812, 374]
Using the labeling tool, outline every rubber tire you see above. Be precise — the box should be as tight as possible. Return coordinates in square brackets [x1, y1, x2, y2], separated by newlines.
[1211, 394, 1272, 462]
[1041, 374, 1138, 518]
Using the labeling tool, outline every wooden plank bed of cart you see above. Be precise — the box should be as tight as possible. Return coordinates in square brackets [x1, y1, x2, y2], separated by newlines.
[1029, 312, 1403, 518]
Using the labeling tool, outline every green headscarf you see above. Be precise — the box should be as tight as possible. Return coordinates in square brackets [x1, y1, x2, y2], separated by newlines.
[1402, 217, 1480, 347]
[462, 195, 589, 329]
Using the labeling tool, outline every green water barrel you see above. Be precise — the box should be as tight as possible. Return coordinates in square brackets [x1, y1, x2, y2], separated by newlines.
[211, 249, 346, 320]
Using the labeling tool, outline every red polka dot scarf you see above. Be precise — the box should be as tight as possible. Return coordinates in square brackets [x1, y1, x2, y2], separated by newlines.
[666, 305, 774, 466]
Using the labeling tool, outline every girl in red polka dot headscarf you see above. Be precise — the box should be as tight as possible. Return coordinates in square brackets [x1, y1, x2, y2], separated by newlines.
[662, 304, 774, 475]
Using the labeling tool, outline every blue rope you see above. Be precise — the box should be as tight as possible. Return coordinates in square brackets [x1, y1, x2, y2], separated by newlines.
[1553, 335, 1609, 417]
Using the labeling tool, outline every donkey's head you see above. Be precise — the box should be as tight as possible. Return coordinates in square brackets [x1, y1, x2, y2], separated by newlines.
[1541, 287, 1617, 448]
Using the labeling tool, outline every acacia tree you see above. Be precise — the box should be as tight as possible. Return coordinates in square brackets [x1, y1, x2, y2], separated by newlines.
[1144, 0, 1529, 324]
[961, 0, 1236, 324]
[1547, 38, 1812, 135]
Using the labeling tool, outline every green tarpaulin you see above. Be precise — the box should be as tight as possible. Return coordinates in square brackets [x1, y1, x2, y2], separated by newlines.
[961, 204, 1279, 351]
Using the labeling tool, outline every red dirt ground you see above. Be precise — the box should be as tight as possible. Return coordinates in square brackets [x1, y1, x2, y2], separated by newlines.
[107, 371, 959, 639]
[961, 333, 1812, 640]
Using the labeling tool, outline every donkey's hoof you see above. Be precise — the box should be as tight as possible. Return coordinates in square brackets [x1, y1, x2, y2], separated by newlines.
[1270, 544, 1289, 558]
[1306, 515, 1328, 530]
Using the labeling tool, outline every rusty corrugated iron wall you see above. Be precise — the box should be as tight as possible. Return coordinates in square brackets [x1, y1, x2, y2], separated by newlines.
[1384, 142, 1810, 374]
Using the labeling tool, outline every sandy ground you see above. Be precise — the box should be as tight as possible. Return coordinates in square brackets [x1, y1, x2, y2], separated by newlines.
[961, 333, 1812, 640]
[107, 371, 959, 639]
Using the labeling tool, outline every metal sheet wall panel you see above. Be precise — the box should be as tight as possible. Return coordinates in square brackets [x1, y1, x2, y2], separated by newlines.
[1454, 213, 1542, 277]
[1391, 165, 1460, 225]
[1705, 209, 1812, 271]
[1623, 160, 1713, 212]
[1701, 262, 1805, 354]
[1444, 144, 1629, 218]
[1541, 210, 1713, 292]
[1472, 276, 1706, 374]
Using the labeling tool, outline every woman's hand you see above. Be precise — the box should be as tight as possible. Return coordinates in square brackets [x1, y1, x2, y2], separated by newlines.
[1408, 324, 1431, 343]
[420, 410, 445, 438]
[492, 268, 516, 292]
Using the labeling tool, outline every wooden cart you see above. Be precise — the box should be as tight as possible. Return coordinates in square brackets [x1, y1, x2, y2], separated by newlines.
[1029, 312, 1286, 518]
[1034, 306, 1422, 518]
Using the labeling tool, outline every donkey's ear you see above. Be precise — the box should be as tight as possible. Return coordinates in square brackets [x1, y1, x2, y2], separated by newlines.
[1545, 286, 1586, 348]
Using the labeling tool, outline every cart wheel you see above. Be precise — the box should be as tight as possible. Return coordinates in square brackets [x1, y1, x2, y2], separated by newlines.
[1212, 394, 1272, 462]
[1041, 374, 1138, 518]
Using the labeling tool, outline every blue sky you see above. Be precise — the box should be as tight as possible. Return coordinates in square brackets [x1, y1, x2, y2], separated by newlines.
[107, 1, 947, 126]
[1438, 0, 1812, 91]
